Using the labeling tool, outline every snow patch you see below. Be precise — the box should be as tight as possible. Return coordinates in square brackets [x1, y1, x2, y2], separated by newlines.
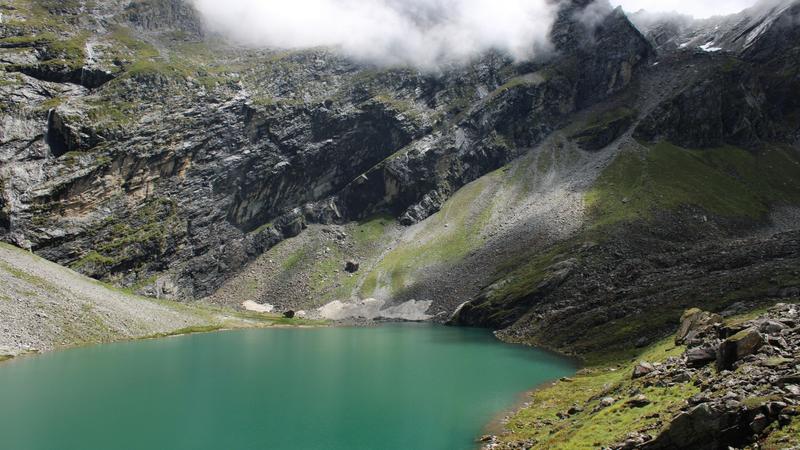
[242, 300, 274, 313]
[317, 298, 433, 321]
[379, 300, 435, 321]
[699, 42, 722, 52]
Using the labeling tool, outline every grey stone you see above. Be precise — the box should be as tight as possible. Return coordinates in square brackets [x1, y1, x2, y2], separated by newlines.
[633, 361, 656, 379]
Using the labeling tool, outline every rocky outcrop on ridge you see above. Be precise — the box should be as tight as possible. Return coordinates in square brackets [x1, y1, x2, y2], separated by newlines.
[625, 304, 800, 449]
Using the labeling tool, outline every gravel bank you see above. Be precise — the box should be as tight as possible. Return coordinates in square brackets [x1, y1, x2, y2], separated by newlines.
[0, 243, 274, 357]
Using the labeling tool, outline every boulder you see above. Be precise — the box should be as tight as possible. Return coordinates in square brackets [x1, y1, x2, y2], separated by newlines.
[776, 373, 800, 386]
[672, 371, 692, 383]
[567, 405, 584, 415]
[749, 413, 769, 434]
[675, 308, 722, 346]
[633, 361, 656, 379]
[599, 397, 616, 409]
[626, 394, 651, 408]
[685, 346, 717, 368]
[617, 432, 650, 450]
[643, 403, 745, 449]
[716, 328, 764, 371]
[758, 320, 787, 335]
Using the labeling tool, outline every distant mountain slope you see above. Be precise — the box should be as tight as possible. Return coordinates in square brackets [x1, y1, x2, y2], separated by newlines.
[0, 0, 652, 299]
[0, 242, 295, 357]
[1, 0, 799, 360]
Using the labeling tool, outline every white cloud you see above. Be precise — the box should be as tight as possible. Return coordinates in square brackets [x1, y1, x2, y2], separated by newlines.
[609, 0, 758, 19]
[189, 0, 560, 69]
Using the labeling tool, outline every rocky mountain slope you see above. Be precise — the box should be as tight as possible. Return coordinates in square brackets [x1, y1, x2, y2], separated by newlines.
[1, 0, 798, 365]
[486, 304, 800, 449]
[1, 0, 652, 301]
[2, 0, 799, 446]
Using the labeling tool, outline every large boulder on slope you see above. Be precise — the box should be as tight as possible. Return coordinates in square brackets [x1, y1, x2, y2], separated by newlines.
[675, 308, 722, 346]
[716, 328, 764, 371]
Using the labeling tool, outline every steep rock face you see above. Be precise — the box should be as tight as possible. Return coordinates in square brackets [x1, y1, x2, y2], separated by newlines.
[630, 0, 800, 148]
[554, 4, 654, 108]
[227, 99, 426, 232]
[0, 0, 653, 299]
[333, 2, 653, 225]
[634, 63, 779, 148]
[126, 1, 200, 31]
[630, 0, 800, 56]
[739, 1, 800, 62]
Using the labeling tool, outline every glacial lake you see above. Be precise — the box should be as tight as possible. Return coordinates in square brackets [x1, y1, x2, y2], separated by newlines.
[0, 324, 576, 450]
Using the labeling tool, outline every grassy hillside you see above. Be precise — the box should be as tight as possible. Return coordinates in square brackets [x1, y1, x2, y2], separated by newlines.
[495, 302, 800, 449]
[586, 142, 800, 228]
[454, 140, 800, 358]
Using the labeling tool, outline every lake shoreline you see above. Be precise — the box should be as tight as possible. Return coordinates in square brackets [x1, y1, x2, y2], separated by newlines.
[1, 315, 581, 450]
[0, 324, 576, 450]
[0, 305, 329, 365]
[477, 341, 582, 448]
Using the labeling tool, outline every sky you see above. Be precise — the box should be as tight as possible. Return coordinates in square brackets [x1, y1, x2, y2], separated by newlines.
[610, 0, 758, 18]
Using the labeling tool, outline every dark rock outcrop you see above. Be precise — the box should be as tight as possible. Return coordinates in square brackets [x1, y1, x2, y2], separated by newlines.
[125, 0, 205, 36]
[716, 327, 765, 370]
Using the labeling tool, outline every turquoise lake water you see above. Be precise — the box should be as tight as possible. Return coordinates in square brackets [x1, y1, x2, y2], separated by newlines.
[0, 324, 576, 450]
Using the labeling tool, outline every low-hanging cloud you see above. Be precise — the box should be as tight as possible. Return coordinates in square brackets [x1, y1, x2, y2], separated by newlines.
[189, 0, 561, 69]
[610, 0, 757, 19]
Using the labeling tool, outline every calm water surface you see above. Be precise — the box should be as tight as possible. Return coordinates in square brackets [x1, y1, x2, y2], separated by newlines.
[0, 324, 575, 450]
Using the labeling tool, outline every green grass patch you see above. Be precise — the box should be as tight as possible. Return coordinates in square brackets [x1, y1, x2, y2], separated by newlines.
[586, 142, 800, 228]
[360, 173, 498, 297]
[0, 73, 24, 88]
[109, 25, 159, 60]
[576, 106, 636, 134]
[352, 214, 394, 247]
[762, 414, 800, 449]
[38, 96, 64, 111]
[501, 337, 691, 449]
[251, 221, 274, 235]
[0, 35, 48, 47]
[371, 94, 422, 122]
[70, 251, 116, 271]
[144, 324, 225, 339]
[488, 72, 547, 100]
[281, 246, 308, 271]
[85, 99, 137, 130]
[44, 32, 88, 64]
